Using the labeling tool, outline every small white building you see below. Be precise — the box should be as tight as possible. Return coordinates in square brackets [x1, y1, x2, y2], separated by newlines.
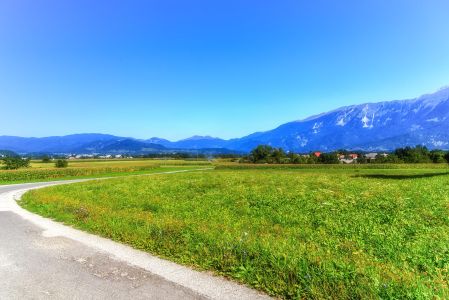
[340, 158, 355, 164]
[365, 153, 378, 160]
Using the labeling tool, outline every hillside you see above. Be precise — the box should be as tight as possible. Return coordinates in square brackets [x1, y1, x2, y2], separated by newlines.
[227, 86, 449, 151]
[2, 86, 449, 153]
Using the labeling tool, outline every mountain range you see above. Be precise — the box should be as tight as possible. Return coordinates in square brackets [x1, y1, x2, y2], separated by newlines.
[2, 86, 449, 154]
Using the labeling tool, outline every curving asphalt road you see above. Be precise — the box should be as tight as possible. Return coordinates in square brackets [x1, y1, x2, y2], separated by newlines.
[0, 175, 270, 300]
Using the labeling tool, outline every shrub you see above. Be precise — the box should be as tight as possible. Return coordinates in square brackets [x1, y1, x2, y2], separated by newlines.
[445, 152, 449, 164]
[42, 156, 51, 163]
[55, 159, 68, 168]
[319, 152, 340, 164]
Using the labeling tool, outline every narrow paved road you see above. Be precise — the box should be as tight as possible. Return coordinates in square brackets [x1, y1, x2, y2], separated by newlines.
[0, 178, 269, 300]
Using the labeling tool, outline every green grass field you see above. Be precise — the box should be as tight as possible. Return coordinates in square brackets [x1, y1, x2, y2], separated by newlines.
[20, 166, 449, 299]
[29, 158, 211, 169]
[0, 159, 211, 184]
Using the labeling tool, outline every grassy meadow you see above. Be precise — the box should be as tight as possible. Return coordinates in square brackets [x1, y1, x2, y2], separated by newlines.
[0, 159, 211, 184]
[29, 158, 211, 169]
[20, 165, 449, 299]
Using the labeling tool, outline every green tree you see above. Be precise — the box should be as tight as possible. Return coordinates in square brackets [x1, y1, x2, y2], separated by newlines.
[42, 156, 51, 163]
[319, 152, 340, 164]
[445, 152, 449, 163]
[55, 159, 68, 168]
[375, 154, 402, 163]
[288, 153, 304, 164]
[250, 145, 274, 163]
[1, 157, 30, 170]
[307, 155, 319, 164]
[271, 148, 287, 163]
[356, 155, 368, 164]
[395, 145, 431, 163]
[429, 150, 446, 163]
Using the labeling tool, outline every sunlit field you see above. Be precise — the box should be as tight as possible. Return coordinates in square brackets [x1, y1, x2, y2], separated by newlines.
[20, 166, 449, 299]
[29, 158, 211, 169]
[0, 159, 211, 184]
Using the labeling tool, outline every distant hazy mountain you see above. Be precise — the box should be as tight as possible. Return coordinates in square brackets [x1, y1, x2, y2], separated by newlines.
[75, 139, 167, 154]
[147, 136, 227, 149]
[0, 134, 230, 154]
[0, 134, 121, 153]
[146, 137, 172, 147]
[2, 86, 449, 153]
[227, 86, 449, 152]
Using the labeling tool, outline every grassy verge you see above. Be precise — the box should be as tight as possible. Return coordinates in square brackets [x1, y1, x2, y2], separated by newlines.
[20, 168, 449, 298]
[216, 162, 449, 170]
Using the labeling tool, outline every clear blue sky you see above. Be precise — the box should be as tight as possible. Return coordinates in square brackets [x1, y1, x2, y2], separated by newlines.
[1, 0, 449, 140]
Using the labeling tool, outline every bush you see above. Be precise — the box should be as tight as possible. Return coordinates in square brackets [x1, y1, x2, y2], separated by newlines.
[55, 159, 68, 168]
[42, 156, 51, 163]
[394, 145, 432, 163]
[319, 152, 340, 164]
[445, 152, 449, 163]
[1, 157, 30, 170]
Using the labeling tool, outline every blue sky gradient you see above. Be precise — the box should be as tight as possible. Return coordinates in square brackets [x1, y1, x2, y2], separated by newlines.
[1, 0, 449, 140]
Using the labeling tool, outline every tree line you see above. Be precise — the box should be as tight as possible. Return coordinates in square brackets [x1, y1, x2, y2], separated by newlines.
[240, 145, 449, 164]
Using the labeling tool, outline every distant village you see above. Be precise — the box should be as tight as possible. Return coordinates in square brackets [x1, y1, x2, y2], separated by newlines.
[59, 151, 390, 163]
[241, 145, 449, 164]
[66, 154, 130, 160]
[310, 151, 389, 164]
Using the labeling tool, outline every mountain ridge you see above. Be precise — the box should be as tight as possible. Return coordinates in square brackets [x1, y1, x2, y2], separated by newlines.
[2, 86, 449, 153]
[226, 86, 449, 151]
